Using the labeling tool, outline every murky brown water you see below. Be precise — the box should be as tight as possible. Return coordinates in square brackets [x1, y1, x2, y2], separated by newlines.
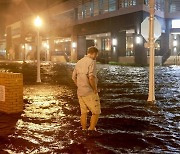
[0, 62, 179, 153]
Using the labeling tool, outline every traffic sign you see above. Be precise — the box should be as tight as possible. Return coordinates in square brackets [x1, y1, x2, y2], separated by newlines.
[141, 17, 161, 42]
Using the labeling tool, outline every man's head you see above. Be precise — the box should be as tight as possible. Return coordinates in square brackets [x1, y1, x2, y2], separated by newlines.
[87, 46, 98, 60]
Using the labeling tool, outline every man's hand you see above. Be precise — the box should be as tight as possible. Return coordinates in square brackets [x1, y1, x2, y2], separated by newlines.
[93, 89, 98, 94]
[89, 75, 98, 93]
[74, 79, 77, 86]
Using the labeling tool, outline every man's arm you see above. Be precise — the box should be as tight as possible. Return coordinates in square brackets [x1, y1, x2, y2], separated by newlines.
[88, 61, 98, 93]
[89, 75, 98, 93]
[72, 68, 77, 86]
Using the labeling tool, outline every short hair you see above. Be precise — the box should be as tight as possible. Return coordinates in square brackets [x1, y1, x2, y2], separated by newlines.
[87, 46, 98, 54]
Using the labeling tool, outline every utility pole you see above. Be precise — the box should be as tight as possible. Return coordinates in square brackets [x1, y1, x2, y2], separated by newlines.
[147, 0, 155, 103]
[34, 16, 42, 83]
[36, 29, 41, 82]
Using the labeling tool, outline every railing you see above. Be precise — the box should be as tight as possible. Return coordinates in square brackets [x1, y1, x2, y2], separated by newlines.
[174, 53, 180, 65]
[162, 49, 171, 64]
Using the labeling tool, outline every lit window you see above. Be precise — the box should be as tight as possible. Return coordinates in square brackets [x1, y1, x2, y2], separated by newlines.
[102, 38, 111, 51]
[173, 40, 178, 47]
[172, 20, 180, 28]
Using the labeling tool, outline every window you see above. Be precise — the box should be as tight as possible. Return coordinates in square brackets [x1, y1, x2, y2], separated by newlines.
[99, 0, 109, 14]
[12, 28, 21, 36]
[93, 0, 99, 16]
[102, 38, 111, 51]
[119, 0, 137, 8]
[84, 2, 92, 18]
[78, 0, 94, 19]
[109, 0, 117, 12]
[102, 0, 109, 13]
[169, 0, 180, 13]
[78, 5, 83, 19]
[126, 35, 134, 56]
[155, 0, 164, 12]
[144, 0, 149, 5]
[54, 11, 75, 22]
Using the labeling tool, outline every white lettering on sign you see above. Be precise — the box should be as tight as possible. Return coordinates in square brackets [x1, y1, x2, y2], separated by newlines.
[0, 85, 5, 102]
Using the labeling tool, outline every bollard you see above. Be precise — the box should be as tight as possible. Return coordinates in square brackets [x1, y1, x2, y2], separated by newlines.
[0, 73, 23, 114]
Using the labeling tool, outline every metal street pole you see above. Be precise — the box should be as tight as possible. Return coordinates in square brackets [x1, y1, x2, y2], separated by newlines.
[37, 29, 41, 82]
[147, 0, 155, 102]
[23, 44, 26, 63]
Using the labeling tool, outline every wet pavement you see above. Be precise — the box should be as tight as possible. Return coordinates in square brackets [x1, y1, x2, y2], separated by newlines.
[0, 62, 180, 153]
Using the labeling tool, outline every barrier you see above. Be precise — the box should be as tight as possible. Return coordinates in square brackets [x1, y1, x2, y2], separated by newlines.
[0, 73, 23, 114]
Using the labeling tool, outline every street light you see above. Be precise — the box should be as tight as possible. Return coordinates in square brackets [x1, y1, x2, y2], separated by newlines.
[72, 42, 77, 48]
[34, 16, 42, 83]
[112, 38, 117, 57]
[136, 35, 142, 44]
[173, 40, 178, 47]
[112, 38, 117, 46]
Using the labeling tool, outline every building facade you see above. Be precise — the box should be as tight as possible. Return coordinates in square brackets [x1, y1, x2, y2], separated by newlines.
[2, 0, 180, 65]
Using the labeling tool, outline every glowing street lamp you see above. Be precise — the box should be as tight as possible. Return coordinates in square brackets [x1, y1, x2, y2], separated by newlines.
[112, 38, 118, 61]
[173, 40, 178, 47]
[72, 42, 77, 48]
[34, 16, 42, 28]
[136, 35, 142, 44]
[112, 38, 117, 46]
[34, 16, 42, 83]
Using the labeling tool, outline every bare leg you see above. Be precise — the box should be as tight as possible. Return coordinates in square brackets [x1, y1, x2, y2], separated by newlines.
[80, 113, 87, 130]
[89, 114, 99, 130]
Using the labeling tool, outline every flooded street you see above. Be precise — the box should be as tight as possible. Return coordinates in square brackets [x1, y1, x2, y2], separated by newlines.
[0, 62, 180, 153]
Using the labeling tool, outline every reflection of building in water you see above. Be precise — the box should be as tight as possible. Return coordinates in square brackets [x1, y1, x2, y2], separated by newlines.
[2, 0, 180, 65]
[0, 38, 6, 60]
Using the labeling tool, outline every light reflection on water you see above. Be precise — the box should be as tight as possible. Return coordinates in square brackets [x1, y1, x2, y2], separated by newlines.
[3, 85, 74, 153]
[0, 63, 179, 153]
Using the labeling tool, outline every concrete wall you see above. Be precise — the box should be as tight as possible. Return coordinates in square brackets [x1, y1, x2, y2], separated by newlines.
[51, 56, 67, 63]
[119, 56, 135, 64]
[147, 56, 163, 65]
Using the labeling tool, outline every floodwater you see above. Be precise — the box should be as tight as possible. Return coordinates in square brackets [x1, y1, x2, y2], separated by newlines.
[0, 62, 180, 153]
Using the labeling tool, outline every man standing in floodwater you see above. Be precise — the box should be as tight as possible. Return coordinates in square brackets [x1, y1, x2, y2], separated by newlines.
[72, 46, 101, 132]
